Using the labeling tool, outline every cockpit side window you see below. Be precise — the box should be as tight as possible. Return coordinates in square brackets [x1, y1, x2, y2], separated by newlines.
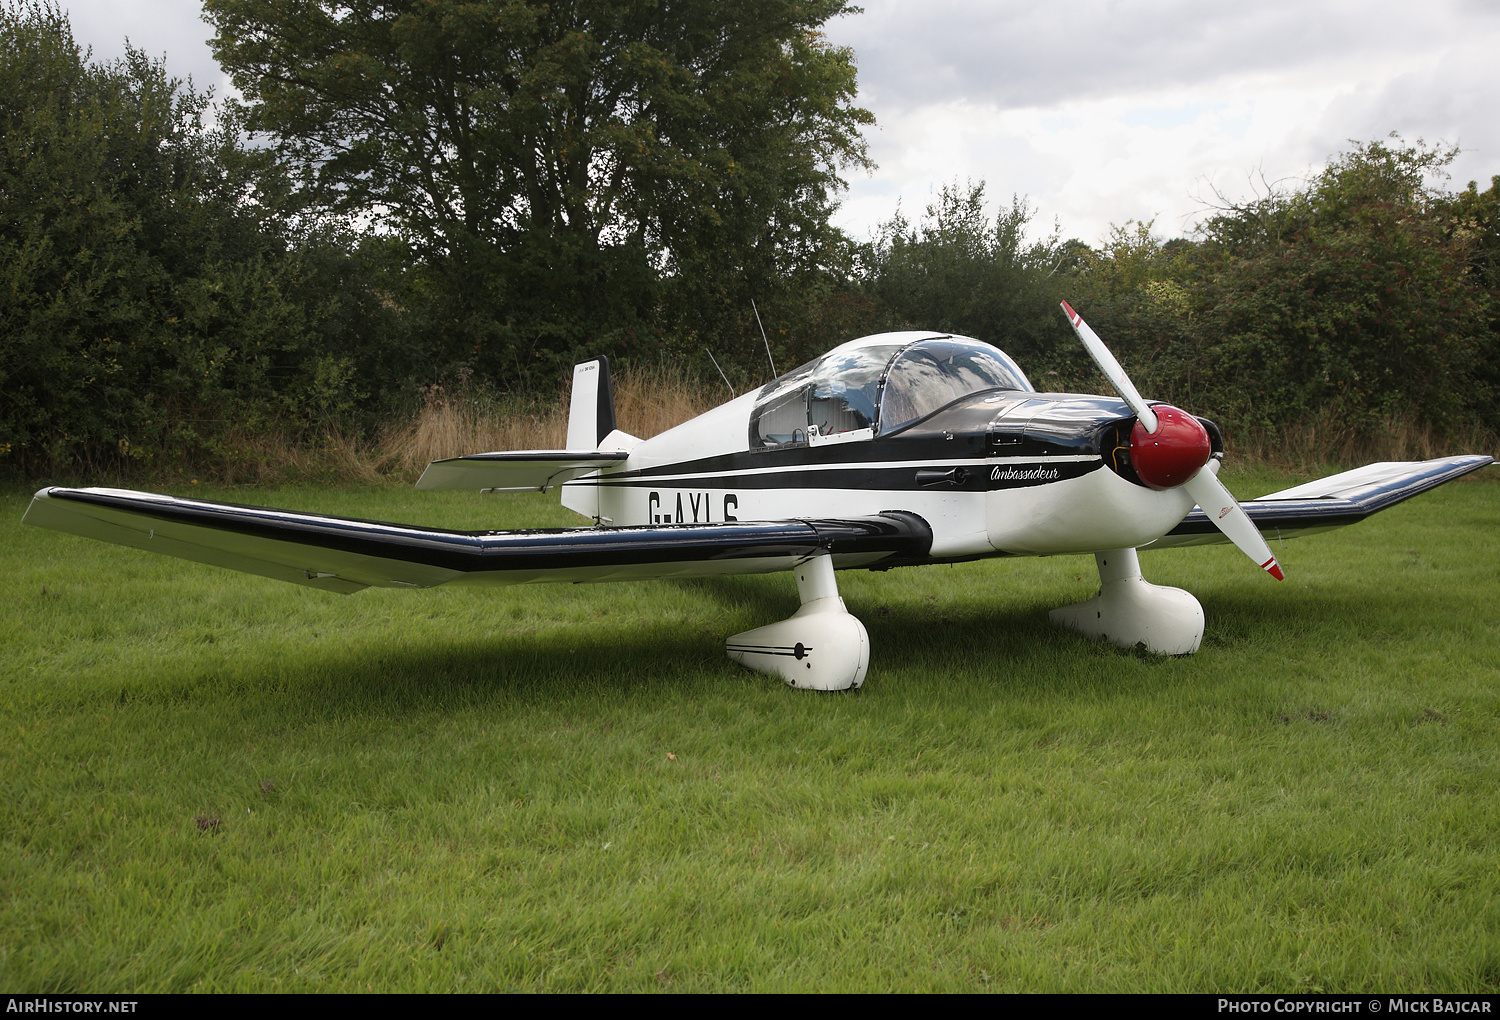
[748, 358, 817, 448]
[807, 345, 900, 437]
[879, 339, 1033, 434]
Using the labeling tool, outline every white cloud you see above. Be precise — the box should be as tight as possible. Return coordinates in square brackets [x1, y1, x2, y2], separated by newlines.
[60, 0, 231, 98]
[831, 0, 1494, 111]
[829, 0, 1500, 243]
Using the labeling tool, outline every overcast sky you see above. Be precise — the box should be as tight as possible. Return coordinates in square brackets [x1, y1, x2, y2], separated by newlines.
[57, 0, 1500, 246]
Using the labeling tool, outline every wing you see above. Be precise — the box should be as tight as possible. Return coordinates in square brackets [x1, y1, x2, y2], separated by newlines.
[23, 487, 932, 593]
[415, 450, 630, 492]
[1148, 455, 1493, 549]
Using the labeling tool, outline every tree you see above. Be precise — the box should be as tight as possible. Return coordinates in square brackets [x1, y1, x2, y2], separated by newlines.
[1448, 173, 1500, 425]
[205, 0, 873, 384]
[861, 181, 1087, 385]
[1189, 138, 1494, 435]
[0, 2, 401, 474]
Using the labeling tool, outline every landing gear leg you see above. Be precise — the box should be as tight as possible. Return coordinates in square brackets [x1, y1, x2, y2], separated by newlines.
[726, 552, 871, 690]
[1049, 547, 1204, 655]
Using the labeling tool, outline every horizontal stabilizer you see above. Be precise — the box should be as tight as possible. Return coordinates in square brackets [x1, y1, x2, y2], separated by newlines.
[415, 450, 629, 492]
[1149, 455, 1492, 549]
[23, 487, 933, 591]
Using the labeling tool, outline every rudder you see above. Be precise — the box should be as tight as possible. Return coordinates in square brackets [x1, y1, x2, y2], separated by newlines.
[566, 357, 617, 451]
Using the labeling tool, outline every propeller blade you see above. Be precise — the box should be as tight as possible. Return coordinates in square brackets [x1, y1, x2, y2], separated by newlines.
[1060, 300, 1159, 433]
[1059, 300, 1280, 579]
[1182, 464, 1285, 580]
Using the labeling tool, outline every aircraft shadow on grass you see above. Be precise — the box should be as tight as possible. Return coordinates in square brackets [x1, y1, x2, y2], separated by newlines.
[88, 563, 1447, 719]
[210, 580, 1385, 716]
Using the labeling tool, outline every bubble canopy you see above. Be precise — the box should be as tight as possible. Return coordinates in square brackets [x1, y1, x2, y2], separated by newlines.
[749, 334, 1033, 448]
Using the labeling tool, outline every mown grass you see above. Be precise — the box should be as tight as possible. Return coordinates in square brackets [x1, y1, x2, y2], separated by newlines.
[1, 465, 1497, 992]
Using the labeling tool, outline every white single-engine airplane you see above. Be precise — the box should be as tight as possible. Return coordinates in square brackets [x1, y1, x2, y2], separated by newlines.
[24, 303, 1492, 690]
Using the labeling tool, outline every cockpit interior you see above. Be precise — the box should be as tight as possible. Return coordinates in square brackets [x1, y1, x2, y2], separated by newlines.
[749, 334, 1033, 448]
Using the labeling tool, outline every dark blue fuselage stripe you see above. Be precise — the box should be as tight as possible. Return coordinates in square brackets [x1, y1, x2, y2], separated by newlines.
[572, 460, 1103, 491]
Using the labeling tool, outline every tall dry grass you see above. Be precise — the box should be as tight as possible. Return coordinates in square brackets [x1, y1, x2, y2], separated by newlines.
[1228, 409, 1499, 473]
[133, 366, 722, 487]
[104, 372, 1493, 487]
[380, 364, 722, 482]
[209, 428, 386, 487]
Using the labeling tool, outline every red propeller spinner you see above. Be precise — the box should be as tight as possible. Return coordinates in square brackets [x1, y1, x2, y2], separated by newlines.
[1129, 406, 1211, 491]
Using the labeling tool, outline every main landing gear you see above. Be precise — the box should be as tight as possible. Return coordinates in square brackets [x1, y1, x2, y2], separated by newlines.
[726, 552, 870, 691]
[1049, 547, 1204, 655]
[730, 545, 1203, 691]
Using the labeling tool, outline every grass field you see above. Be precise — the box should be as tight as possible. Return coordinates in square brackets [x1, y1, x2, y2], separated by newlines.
[1, 465, 1497, 992]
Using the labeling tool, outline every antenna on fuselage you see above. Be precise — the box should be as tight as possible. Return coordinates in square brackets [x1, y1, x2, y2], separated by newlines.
[704, 348, 735, 398]
[752, 299, 777, 379]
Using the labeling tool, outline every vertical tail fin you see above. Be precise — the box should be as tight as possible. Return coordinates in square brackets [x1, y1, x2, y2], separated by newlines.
[566, 357, 617, 451]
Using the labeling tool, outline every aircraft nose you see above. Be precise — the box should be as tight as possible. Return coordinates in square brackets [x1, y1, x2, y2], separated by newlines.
[1128, 406, 1211, 490]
